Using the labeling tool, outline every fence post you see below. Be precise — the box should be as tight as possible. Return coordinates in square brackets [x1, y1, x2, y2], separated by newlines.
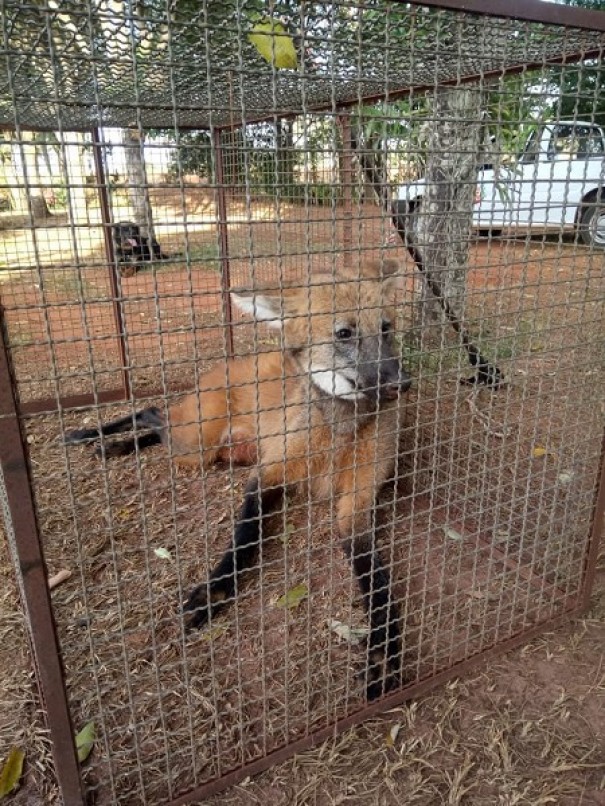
[91, 126, 131, 400]
[0, 308, 86, 805]
[339, 113, 354, 270]
[213, 130, 234, 356]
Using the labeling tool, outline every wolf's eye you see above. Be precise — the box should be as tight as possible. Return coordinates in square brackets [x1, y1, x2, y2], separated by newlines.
[336, 327, 353, 341]
[381, 320, 392, 335]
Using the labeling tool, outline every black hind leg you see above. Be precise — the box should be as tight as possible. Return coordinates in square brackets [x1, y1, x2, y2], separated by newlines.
[64, 413, 130, 444]
[64, 406, 163, 448]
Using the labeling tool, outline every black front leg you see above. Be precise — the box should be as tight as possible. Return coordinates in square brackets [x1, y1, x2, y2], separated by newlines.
[183, 476, 283, 630]
[343, 535, 402, 701]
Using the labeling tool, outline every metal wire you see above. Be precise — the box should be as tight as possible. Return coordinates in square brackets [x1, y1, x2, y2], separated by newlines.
[0, 1, 604, 804]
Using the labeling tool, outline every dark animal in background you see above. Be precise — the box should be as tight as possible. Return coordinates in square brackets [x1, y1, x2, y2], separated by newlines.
[112, 221, 169, 276]
[65, 259, 412, 700]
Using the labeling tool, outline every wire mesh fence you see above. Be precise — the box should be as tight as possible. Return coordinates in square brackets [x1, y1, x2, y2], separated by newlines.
[0, 1, 604, 804]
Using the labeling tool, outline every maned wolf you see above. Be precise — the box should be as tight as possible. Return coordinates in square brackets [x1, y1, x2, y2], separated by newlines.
[65, 259, 412, 699]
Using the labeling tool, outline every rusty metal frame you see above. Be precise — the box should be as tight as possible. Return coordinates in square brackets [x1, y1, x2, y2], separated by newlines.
[213, 130, 234, 356]
[339, 115, 354, 271]
[0, 308, 86, 803]
[404, 0, 605, 31]
[91, 126, 132, 400]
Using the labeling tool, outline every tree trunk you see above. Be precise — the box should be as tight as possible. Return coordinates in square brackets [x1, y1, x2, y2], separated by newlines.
[415, 86, 484, 330]
[27, 136, 51, 220]
[65, 133, 90, 225]
[2, 145, 27, 213]
[9, 133, 50, 220]
[122, 127, 155, 241]
[275, 118, 295, 198]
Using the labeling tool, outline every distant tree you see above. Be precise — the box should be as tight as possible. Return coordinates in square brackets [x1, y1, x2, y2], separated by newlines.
[550, 0, 605, 127]
[2, 132, 51, 221]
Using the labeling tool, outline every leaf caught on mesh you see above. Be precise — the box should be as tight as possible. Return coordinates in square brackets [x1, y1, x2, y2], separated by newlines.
[248, 19, 298, 70]
[329, 619, 369, 645]
[532, 445, 547, 458]
[153, 547, 172, 561]
[275, 583, 308, 609]
[75, 721, 95, 763]
[558, 471, 574, 484]
[0, 747, 25, 798]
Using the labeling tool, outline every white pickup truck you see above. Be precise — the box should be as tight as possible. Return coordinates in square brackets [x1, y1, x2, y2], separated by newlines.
[398, 121, 605, 250]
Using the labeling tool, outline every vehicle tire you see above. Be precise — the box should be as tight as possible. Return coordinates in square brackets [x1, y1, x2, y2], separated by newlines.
[578, 195, 605, 249]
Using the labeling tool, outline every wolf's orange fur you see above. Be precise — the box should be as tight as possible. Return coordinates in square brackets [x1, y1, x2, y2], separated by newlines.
[66, 259, 411, 699]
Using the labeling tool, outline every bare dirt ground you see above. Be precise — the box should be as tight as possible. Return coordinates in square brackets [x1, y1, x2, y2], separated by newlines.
[1, 193, 604, 804]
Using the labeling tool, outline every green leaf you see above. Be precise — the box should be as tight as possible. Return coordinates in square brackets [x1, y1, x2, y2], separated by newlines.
[0, 747, 25, 798]
[75, 721, 95, 763]
[275, 583, 308, 609]
[279, 523, 295, 546]
[201, 625, 227, 642]
[249, 19, 298, 70]
[153, 547, 172, 561]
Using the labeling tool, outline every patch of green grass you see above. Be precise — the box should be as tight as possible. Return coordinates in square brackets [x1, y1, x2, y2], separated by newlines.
[399, 335, 454, 377]
[41, 269, 96, 300]
[7, 326, 35, 348]
[188, 243, 221, 271]
[487, 319, 540, 362]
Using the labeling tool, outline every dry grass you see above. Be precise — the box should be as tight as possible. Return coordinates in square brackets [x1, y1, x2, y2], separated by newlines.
[1, 535, 603, 805]
[206, 563, 605, 806]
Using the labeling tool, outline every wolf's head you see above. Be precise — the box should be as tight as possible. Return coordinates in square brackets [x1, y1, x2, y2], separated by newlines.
[232, 260, 412, 405]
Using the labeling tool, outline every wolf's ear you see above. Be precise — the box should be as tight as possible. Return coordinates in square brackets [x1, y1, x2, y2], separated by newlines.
[231, 290, 283, 329]
[355, 257, 401, 280]
[378, 258, 400, 278]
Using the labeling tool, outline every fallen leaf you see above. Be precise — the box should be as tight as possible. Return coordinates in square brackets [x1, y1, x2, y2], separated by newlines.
[275, 583, 308, 609]
[249, 19, 298, 69]
[75, 721, 95, 763]
[153, 547, 172, 561]
[279, 523, 296, 545]
[48, 568, 72, 590]
[201, 625, 227, 642]
[532, 445, 547, 458]
[443, 526, 463, 542]
[557, 471, 574, 485]
[0, 747, 25, 798]
[385, 723, 401, 747]
[329, 619, 369, 645]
